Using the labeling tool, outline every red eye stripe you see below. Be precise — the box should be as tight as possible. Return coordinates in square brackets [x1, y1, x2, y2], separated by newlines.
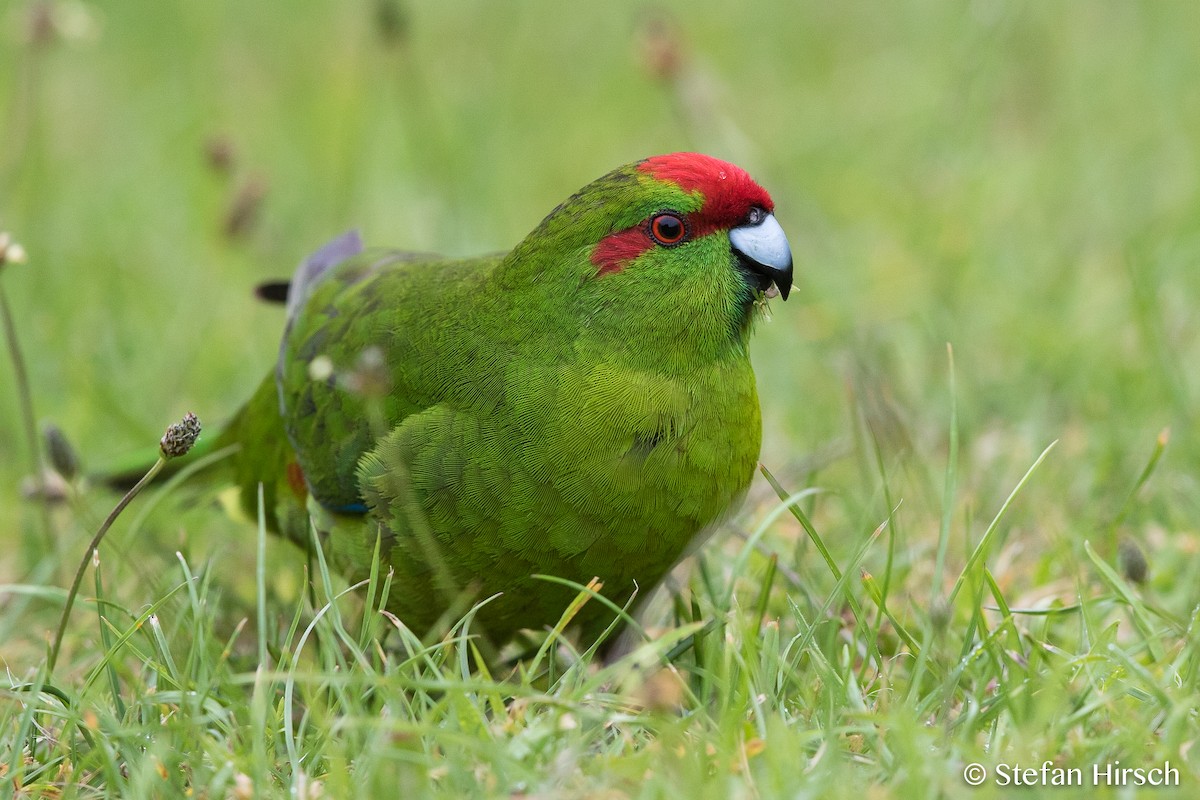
[592, 225, 655, 276]
[592, 212, 692, 275]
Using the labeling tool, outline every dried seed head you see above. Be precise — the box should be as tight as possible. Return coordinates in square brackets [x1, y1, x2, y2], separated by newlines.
[929, 597, 952, 632]
[25, 1, 56, 46]
[375, 0, 409, 46]
[44, 423, 81, 481]
[638, 15, 683, 83]
[160, 412, 202, 459]
[223, 174, 268, 239]
[23, 1, 102, 47]
[1118, 537, 1149, 585]
[0, 232, 27, 271]
[21, 468, 70, 504]
[204, 134, 236, 175]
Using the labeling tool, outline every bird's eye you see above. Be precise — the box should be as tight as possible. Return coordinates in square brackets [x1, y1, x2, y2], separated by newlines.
[746, 207, 766, 225]
[649, 213, 687, 246]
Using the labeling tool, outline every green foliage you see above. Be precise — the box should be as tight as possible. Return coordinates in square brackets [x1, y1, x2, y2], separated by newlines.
[2, 1, 1199, 797]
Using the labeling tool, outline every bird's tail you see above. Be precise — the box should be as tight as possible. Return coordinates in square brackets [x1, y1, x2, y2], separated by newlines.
[95, 373, 292, 531]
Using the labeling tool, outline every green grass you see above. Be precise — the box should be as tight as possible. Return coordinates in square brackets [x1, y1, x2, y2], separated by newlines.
[3, 1, 1200, 796]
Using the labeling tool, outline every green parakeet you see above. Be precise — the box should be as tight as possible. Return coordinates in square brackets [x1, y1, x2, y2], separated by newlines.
[202, 152, 792, 643]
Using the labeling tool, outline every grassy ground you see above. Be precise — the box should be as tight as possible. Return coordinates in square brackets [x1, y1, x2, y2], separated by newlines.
[2, 1, 1199, 797]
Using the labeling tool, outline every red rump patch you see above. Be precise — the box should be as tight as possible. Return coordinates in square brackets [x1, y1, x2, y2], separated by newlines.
[591, 153, 774, 275]
[286, 461, 308, 502]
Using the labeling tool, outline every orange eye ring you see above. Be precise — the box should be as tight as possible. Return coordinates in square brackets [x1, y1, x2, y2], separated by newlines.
[649, 213, 687, 246]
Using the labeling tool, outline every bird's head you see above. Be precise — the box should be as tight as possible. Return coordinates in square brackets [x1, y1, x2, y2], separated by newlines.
[506, 152, 792, 355]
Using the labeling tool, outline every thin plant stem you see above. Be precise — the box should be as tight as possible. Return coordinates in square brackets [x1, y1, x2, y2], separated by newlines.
[49, 457, 166, 672]
[0, 283, 51, 539]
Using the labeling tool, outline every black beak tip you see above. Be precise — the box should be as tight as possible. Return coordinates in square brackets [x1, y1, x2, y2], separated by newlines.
[736, 251, 794, 302]
[772, 257, 794, 301]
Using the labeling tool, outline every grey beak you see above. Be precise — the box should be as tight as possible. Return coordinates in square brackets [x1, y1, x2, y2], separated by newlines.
[729, 213, 793, 300]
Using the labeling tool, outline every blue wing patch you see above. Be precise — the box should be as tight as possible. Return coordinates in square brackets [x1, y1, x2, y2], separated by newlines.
[328, 501, 369, 515]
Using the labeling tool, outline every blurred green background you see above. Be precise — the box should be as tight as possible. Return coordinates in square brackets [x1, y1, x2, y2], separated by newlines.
[2, 1, 1198, 615]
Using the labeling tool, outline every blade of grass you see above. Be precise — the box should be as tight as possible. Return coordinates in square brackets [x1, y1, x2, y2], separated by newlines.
[1083, 540, 1165, 661]
[256, 483, 269, 669]
[93, 550, 126, 720]
[948, 440, 1057, 606]
[933, 342, 959, 593]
